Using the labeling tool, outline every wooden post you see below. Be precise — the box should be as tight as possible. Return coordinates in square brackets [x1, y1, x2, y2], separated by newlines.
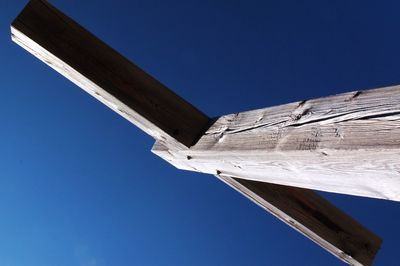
[11, 1, 383, 265]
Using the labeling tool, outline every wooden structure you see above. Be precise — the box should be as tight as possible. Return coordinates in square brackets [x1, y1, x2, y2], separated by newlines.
[12, 1, 393, 265]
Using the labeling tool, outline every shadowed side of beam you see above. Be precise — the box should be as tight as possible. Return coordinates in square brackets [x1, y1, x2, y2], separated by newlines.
[11, 0, 209, 147]
[216, 175, 381, 266]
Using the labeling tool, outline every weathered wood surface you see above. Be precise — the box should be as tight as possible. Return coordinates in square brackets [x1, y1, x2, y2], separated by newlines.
[11, 1, 384, 265]
[217, 175, 381, 266]
[153, 85, 400, 201]
[11, 0, 209, 148]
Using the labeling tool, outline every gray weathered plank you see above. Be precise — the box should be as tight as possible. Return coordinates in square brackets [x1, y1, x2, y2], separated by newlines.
[153, 85, 400, 201]
[11, 0, 209, 148]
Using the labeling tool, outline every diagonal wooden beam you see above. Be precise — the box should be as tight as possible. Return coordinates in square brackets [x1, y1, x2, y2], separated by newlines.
[217, 176, 381, 266]
[11, 1, 382, 265]
[11, 0, 209, 148]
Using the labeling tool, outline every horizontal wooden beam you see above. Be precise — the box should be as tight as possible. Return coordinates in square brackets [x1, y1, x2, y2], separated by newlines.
[11, 0, 209, 148]
[153, 142, 381, 266]
[153, 85, 400, 201]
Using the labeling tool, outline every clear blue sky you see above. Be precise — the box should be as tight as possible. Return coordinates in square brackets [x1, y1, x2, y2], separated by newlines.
[1, 1, 400, 265]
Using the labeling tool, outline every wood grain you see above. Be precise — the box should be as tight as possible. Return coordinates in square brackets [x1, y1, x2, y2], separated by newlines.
[11, 0, 209, 148]
[153, 85, 400, 201]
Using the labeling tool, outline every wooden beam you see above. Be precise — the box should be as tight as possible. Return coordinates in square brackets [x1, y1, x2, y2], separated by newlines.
[153, 141, 382, 266]
[11, 0, 209, 148]
[153, 85, 400, 201]
[217, 175, 381, 266]
[11, 1, 383, 265]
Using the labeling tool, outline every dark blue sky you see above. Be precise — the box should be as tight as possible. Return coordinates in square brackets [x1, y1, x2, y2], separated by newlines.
[2, 1, 400, 265]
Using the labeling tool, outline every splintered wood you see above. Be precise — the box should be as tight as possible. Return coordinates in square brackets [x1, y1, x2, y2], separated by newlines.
[12, 1, 386, 265]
